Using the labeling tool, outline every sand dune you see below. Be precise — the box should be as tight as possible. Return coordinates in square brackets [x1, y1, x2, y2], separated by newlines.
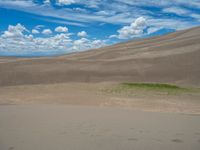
[0, 27, 200, 113]
[0, 27, 200, 87]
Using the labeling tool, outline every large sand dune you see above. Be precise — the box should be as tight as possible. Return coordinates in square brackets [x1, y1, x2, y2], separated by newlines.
[0, 27, 200, 113]
[0, 27, 200, 87]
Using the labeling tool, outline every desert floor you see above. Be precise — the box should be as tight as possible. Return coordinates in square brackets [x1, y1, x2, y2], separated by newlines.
[0, 82, 200, 150]
[0, 82, 200, 114]
[0, 105, 200, 150]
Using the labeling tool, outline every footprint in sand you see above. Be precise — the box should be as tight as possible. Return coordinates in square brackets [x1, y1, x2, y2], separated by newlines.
[8, 146, 14, 150]
[171, 139, 183, 143]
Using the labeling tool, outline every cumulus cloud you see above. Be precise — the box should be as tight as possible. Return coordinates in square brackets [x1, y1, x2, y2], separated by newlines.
[110, 17, 147, 39]
[32, 29, 40, 34]
[2, 23, 28, 38]
[42, 29, 52, 35]
[77, 31, 87, 37]
[0, 23, 107, 56]
[55, 26, 68, 32]
[72, 38, 105, 51]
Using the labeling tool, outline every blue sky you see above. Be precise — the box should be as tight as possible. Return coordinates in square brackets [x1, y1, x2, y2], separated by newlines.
[0, 0, 200, 56]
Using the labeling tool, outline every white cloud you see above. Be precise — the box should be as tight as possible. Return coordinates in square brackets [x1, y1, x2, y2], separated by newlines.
[163, 7, 190, 16]
[147, 27, 162, 34]
[109, 34, 117, 38]
[0, 23, 107, 56]
[2, 23, 28, 38]
[191, 14, 200, 21]
[44, 0, 50, 4]
[72, 38, 105, 51]
[91, 40, 103, 48]
[32, 29, 40, 34]
[147, 18, 197, 30]
[55, 26, 68, 32]
[115, 0, 200, 9]
[113, 17, 147, 39]
[73, 7, 88, 13]
[95, 10, 115, 16]
[35, 25, 45, 30]
[0, 0, 199, 28]
[77, 31, 87, 37]
[57, 0, 75, 5]
[42, 29, 52, 35]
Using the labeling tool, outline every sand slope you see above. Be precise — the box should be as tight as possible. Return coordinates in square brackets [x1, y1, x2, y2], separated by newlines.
[0, 27, 200, 87]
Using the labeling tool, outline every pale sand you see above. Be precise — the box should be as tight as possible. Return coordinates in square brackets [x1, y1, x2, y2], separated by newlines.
[0, 82, 200, 114]
[0, 105, 200, 150]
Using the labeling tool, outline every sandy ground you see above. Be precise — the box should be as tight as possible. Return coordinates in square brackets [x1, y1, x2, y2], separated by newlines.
[0, 82, 199, 150]
[0, 105, 200, 150]
[0, 82, 200, 114]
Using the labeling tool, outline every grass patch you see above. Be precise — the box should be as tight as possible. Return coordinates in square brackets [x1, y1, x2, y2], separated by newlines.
[107, 83, 193, 95]
[122, 83, 184, 90]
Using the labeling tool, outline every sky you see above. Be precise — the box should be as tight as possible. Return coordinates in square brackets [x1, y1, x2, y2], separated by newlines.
[0, 0, 200, 56]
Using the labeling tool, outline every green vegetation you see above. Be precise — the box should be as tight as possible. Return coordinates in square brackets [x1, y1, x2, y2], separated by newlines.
[106, 83, 195, 95]
[121, 83, 185, 90]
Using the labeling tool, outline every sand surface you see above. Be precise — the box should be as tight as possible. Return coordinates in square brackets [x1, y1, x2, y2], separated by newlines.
[0, 82, 200, 114]
[0, 105, 200, 150]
